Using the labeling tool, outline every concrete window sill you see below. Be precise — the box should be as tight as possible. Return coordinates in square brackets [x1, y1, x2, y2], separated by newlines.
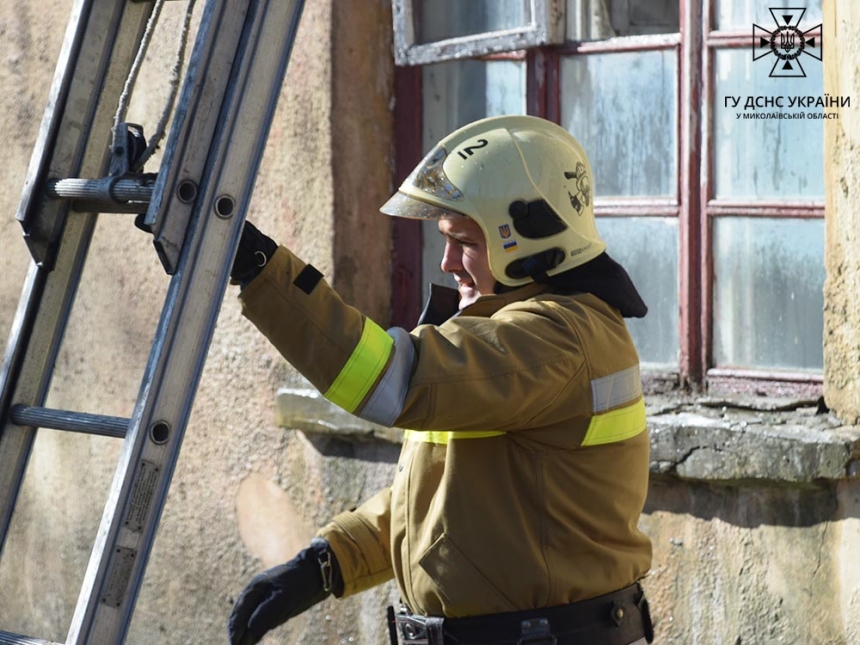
[276, 388, 860, 485]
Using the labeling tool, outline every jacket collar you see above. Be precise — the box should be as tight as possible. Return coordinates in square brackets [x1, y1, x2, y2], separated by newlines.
[416, 282, 548, 326]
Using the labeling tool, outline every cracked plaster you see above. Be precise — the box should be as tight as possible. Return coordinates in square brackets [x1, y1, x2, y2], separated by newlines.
[278, 388, 860, 485]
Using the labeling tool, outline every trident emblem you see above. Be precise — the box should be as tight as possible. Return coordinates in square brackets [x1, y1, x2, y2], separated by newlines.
[752, 8, 822, 78]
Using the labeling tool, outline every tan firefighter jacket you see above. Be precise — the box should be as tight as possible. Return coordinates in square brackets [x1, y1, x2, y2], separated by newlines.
[239, 246, 652, 618]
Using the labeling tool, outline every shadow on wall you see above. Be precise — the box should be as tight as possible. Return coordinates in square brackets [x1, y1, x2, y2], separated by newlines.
[644, 476, 842, 528]
[303, 433, 401, 464]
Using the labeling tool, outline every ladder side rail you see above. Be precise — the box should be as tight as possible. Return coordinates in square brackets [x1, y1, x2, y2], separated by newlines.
[0, 0, 102, 509]
[66, 0, 250, 632]
[13, 0, 94, 267]
[142, 0, 251, 273]
[67, 0, 305, 641]
[0, 0, 156, 563]
[219, 0, 306, 207]
[0, 264, 49, 558]
[0, 222, 94, 558]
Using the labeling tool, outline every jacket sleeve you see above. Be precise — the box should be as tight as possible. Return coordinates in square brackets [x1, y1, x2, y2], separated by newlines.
[316, 488, 394, 597]
[239, 246, 588, 433]
[239, 246, 415, 427]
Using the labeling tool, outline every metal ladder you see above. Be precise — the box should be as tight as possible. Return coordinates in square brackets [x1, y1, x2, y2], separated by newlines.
[0, 0, 304, 642]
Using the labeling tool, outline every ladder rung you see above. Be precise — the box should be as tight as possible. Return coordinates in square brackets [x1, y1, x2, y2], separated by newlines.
[47, 177, 154, 202]
[10, 405, 128, 439]
[0, 631, 62, 645]
[46, 177, 154, 214]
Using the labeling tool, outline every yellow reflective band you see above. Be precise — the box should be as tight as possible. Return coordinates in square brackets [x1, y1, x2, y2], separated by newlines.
[581, 398, 647, 447]
[324, 320, 394, 413]
[403, 430, 506, 445]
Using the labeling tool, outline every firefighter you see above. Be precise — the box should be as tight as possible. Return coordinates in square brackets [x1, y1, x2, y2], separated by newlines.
[228, 115, 654, 645]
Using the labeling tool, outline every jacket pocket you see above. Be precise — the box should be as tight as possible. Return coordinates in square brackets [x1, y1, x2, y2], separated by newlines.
[418, 532, 519, 616]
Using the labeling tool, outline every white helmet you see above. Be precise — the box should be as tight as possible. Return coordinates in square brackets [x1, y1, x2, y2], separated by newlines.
[380, 115, 606, 288]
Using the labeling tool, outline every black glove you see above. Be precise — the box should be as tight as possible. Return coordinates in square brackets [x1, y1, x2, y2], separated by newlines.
[230, 221, 278, 288]
[228, 538, 343, 645]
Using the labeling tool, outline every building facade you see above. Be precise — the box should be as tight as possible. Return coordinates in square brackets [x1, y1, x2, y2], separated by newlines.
[0, 1, 858, 643]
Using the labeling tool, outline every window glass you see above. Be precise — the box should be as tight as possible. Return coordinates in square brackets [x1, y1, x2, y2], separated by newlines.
[714, 0, 822, 32]
[566, 0, 680, 39]
[713, 49, 824, 200]
[561, 50, 677, 198]
[421, 60, 526, 301]
[712, 217, 824, 371]
[415, 0, 531, 44]
[598, 217, 679, 368]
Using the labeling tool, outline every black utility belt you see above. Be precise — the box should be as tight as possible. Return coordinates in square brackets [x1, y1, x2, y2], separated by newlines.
[388, 582, 653, 645]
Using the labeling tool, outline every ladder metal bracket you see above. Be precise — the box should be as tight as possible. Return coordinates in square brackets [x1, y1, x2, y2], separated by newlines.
[108, 123, 148, 177]
[15, 2, 157, 269]
[44, 123, 154, 215]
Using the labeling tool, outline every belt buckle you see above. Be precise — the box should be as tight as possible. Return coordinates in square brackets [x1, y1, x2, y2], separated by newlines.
[396, 609, 430, 645]
[517, 618, 557, 645]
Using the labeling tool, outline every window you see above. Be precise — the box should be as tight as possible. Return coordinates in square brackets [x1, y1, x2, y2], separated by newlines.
[391, 0, 825, 396]
[559, 44, 680, 371]
[392, 0, 564, 65]
[707, 0, 825, 392]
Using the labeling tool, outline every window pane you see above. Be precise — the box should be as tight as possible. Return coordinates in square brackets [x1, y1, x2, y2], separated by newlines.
[713, 49, 824, 200]
[714, 0, 822, 32]
[416, 0, 531, 44]
[713, 217, 824, 371]
[561, 51, 677, 198]
[566, 0, 680, 39]
[598, 217, 679, 368]
[421, 60, 526, 301]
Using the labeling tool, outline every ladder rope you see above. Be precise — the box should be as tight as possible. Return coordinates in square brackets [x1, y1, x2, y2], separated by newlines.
[113, 0, 168, 133]
[133, 0, 198, 171]
[113, 0, 198, 172]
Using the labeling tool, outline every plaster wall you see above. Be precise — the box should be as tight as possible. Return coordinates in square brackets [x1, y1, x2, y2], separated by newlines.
[837, 481, 860, 643]
[641, 479, 846, 645]
[823, 0, 860, 424]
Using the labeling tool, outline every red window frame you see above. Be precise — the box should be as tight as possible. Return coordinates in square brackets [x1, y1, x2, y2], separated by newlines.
[701, 2, 824, 398]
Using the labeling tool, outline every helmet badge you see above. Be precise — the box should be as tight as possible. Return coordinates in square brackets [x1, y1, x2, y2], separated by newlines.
[564, 163, 591, 215]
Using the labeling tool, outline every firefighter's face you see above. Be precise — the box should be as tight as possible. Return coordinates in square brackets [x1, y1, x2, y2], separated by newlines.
[439, 216, 496, 309]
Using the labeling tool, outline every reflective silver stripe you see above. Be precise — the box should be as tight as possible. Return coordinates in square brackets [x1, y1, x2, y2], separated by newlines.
[590, 365, 642, 413]
[357, 327, 415, 426]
